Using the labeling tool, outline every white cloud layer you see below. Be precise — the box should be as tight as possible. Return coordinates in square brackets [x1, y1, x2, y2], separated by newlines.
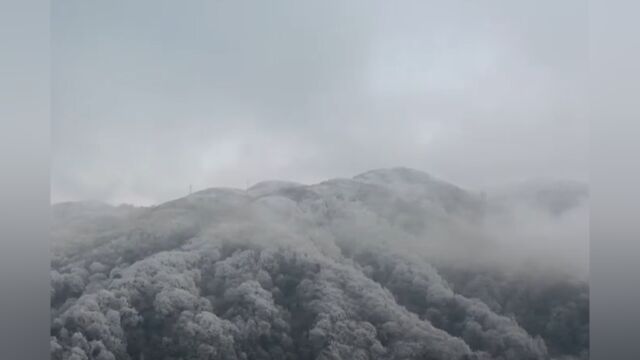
[52, 0, 587, 205]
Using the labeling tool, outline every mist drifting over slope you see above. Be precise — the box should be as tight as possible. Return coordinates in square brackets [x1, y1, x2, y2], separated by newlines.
[51, 168, 588, 360]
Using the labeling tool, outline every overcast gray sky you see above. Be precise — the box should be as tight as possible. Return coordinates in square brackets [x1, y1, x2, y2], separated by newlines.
[52, 0, 588, 205]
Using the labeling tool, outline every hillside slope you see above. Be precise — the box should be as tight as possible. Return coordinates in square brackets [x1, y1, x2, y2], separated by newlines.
[51, 168, 588, 360]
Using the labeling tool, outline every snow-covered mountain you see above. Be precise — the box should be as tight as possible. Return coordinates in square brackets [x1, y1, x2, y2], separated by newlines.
[50, 168, 589, 360]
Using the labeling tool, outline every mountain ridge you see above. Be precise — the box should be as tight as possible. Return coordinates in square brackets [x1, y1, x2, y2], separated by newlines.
[50, 167, 589, 360]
